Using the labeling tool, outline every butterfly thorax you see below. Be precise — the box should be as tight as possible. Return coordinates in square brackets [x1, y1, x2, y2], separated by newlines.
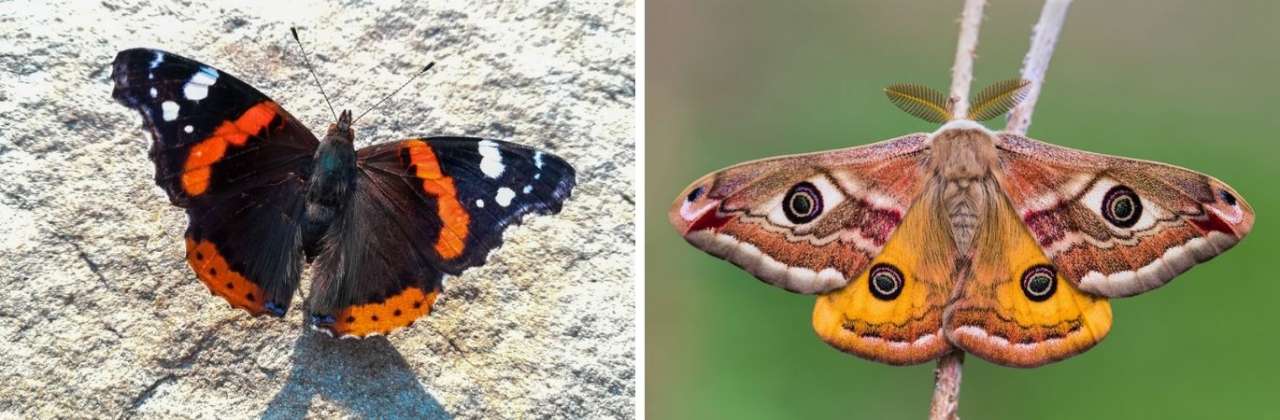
[927, 123, 999, 253]
[302, 110, 358, 259]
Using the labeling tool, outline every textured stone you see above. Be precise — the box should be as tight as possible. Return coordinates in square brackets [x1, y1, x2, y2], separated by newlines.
[0, 0, 634, 418]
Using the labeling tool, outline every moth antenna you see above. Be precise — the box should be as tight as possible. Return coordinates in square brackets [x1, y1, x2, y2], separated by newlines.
[289, 27, 339, 122]
[352, 62, 436, 125]
[884, 83, 954, 123]
[969, 78, 1031, 121]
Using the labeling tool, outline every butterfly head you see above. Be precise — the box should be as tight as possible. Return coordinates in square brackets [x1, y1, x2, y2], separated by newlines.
[324, 109, 355, 144]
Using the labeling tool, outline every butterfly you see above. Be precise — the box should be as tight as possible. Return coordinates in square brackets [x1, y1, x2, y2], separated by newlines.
[111, 48, 576, 338]
[668, 79, 1253, 367]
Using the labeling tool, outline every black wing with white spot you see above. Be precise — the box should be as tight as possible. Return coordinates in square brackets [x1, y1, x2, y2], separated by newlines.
[110, 48, 318, 206]
[303, 137, 574, 336]
[111, 48, 317, 317]
[351, 137, 576, 275]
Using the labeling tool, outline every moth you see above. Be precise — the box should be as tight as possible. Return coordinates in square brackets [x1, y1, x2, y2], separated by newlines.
[668, 80, 1253, 367]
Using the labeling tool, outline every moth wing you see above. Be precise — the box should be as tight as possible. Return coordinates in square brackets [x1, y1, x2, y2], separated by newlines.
[670, 134, 932, 294]
[944, 183, 1112, 367]
[811, 182, 955, 365]
[993, 134, 1253, 297]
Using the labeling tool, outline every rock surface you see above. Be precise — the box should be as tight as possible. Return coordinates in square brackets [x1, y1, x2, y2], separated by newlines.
[0, 0, 635, 418]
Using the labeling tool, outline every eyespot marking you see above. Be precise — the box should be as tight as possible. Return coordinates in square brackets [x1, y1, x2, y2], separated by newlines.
[1101, 185, 1142, 228]
[868, 263, 904, 301]
[782, 181, 822, 224]
[1021, 265, 1057, 302]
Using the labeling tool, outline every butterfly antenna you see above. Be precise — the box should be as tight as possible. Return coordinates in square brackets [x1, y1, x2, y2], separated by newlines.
[352, 62, 436, 125]
[289, 27, 339, 121]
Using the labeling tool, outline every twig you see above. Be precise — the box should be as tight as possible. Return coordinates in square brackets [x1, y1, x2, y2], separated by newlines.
[930, 351, 965, 420]
[948, 0, 987, 119]
[1005, 0, 1073, 134]
[931, 1, 986, 419]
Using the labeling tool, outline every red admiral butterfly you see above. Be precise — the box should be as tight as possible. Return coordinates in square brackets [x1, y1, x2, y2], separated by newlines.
[110, 47, 576, 338]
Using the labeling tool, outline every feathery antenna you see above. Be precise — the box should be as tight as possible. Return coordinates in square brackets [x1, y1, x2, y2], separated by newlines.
[352, 62, 436, 125]
[290, 27, 339, 121]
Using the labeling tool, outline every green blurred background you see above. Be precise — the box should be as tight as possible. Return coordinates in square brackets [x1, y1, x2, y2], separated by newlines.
[646, 0, 1279, 418]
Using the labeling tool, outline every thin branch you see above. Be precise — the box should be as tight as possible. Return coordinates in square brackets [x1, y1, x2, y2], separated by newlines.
[1005, 0, 1073, 134]
[930, 351, 965, 420]
[930, 1, 986, 419]
[948, 0, 987, 119]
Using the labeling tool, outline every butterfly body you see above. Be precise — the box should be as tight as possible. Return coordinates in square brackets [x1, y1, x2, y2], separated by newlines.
[301, 110, 359, 260]
[112, 48, 576, 338]
[672, 117, 1252, 367]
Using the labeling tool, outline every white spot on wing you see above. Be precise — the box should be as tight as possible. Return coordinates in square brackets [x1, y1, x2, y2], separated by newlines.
[679, 200, 716, 222]
[495, 187, 515, 207]
[149, 51, 164, 69]
[161, 101, 179, 121]
[149, 87, 157, 98]
[182, 67, 218, 101]
[475, 199, 485, 208]
[478, 140, 504, 178]
[522, 185, 532, 194]
[183, 84, 209, 101]
[184, 125, 193, 133]
[534, 151, 545, 169]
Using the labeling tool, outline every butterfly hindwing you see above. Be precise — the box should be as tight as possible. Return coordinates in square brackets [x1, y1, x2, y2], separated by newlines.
[993, 134, 1254, 297]
[943, 184, 1113, 367]
[183, 180, 308, 317]
[811, 182, 955, 365]
[305, 164, 445, 337]
[112, 49, 318, 316]
[307, 138, 575, 337]
[669, 134, 932, 294]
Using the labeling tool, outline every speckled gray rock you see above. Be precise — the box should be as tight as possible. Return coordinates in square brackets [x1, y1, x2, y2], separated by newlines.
[0, 0, 634, 418]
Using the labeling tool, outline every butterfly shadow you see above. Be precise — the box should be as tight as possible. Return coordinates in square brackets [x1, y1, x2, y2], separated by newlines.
[261, 332, 451, 419]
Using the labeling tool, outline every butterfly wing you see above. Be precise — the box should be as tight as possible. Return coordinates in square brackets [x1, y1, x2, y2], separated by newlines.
[944, 184, 1113, 367]
[811, 181, 955, 365]
[307, 138, 575, 337]
[993, 134, 1254, 297]
[112, 49, 318, 316]
[669, 134, 932, 294]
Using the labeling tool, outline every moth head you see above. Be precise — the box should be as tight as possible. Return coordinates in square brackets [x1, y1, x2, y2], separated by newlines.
[884, 78, 1029, 124]
[927, 120, 998, 177]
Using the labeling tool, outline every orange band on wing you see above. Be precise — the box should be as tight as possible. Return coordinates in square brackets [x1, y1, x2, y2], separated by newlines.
[325, 286, 441, 337]
[185, 237, 268, 316]
[404, 140, 470, 259]
[180, 101, 280, 196]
